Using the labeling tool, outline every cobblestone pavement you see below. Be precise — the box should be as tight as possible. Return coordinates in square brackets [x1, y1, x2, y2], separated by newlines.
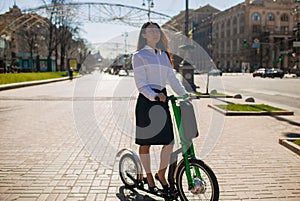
[0, 73, 299, 201]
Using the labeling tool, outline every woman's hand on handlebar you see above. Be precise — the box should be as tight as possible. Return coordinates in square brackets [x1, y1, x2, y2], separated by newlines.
[180, 93, 198, 101]
[155, 93, 166, 102]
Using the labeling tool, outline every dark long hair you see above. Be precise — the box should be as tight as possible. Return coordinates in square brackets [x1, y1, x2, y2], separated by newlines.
[136, 22, 173, 67]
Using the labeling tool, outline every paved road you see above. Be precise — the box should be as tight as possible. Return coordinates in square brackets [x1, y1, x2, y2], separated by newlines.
[0, 72, 299, 201]
[194, 74, 300, 115]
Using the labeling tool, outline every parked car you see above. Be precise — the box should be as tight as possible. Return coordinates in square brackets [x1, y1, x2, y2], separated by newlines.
[208, 69, 222, 76]
[290, 67, 300, 77]
[252, 68, 266, 77]
[118, 69, 128, 76]
[262, 68, 284, 79]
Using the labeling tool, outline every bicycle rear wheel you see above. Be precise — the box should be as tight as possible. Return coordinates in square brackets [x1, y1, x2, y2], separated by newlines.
[119, 153, 141, 188]
[175, 159, 219, 201]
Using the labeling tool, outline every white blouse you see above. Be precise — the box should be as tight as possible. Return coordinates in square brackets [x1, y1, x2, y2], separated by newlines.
[132, 45, 187, 101]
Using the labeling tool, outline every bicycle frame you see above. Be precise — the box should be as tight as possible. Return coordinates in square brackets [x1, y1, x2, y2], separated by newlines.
[118, 94, 219, 200]
[168, 95, 201, 190]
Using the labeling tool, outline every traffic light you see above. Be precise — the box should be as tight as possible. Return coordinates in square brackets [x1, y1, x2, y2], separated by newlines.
[243, 39, 247, 47]
[278, 56, 283, 62]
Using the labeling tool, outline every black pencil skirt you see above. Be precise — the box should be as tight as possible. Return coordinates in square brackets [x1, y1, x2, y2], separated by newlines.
[135, 88, 174, 145]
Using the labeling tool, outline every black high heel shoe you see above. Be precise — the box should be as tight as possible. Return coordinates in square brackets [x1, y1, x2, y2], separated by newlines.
[148, 185, 159, 193]
[155, 173, 170, 192]
[144, 177, 158, 193]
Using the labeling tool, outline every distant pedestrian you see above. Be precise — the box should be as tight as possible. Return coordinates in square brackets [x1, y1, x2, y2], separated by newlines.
[132, 21, 188, 193]
[69, 67, 74, 80]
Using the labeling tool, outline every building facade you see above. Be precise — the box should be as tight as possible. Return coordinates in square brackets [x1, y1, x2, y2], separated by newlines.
[163, 0, 299, 73]
[191, 5, 220, 58]
[0, 4, 87, 73]
[212, 0, 298, 72]
[0, 5, 51, 72]
[162, 5, 220, 71]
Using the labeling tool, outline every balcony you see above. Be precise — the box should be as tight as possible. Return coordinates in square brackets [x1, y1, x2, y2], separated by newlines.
[262, 30, 293, 36]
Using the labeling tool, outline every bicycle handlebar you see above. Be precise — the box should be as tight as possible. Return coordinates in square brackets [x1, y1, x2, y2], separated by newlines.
[155, 94, 199, 102]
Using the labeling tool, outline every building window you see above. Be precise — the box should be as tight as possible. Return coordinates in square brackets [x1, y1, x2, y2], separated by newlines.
[226, 29, 230, 37]
[233, 27, 237, 34]
[252, 25, 261, 33]
[221, 22, 225, 38]
[251, 13, 261, 22]
[266, 13, 275, 21]
[240, 14, 245, 23]
[233, 17, 237, 25]
[240, 26, 244, 34]
[227, 20, 231, 27]
[281, 14, 289, 22]
[280, 26, 288, 33]
[233, 39, 237, 50]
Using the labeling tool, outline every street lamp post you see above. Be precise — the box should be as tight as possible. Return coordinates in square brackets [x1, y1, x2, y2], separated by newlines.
[291, 4, 300, 41]
[291, 1, 300, 70]
[122, 32, 128, 55]
[122, 32, 128, 69]
[142, 0, 154, 21]
[0, 36, 5, 73]
[1, 34, 11, 73]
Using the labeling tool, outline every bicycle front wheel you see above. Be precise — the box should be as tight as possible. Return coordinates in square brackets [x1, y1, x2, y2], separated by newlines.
[176, 159, 219, 201]
[119, 153, 141, 188]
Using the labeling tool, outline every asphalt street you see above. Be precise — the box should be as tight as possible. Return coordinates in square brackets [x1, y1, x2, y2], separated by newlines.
[194, 73, 300, 115]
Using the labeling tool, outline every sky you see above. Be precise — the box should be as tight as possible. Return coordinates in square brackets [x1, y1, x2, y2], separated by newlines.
[1, 0, 244, 43]
[1, 0, 244, 58]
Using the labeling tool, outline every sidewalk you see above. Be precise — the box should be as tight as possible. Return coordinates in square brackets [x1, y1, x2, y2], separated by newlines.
[0, 76, 80, 91]
[0, 73, 299, 200]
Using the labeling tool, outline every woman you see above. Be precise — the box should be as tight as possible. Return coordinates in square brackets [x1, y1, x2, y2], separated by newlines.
[132, 21, 188, 193]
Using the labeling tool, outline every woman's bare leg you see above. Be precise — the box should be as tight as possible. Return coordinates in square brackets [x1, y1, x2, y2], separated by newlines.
[139, 145, 155, 187]
[157, 144, 173, 185]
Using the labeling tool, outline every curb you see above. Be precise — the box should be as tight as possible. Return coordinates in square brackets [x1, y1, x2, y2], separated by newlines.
[197, 95, 233, 98]
[0, 76, 78, 91]
[208, 104, 294, 116]
[279, 138, 300, 156]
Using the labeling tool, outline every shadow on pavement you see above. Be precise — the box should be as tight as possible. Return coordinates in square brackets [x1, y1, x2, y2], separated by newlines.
[116, 186, 159, 201]
[0, 106, 18, 113]
[270, 115, 300, 127]
[284, 132, 300, 138]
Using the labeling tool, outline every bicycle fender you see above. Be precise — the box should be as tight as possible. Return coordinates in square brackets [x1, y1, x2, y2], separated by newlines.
[116, 148, 143, 181]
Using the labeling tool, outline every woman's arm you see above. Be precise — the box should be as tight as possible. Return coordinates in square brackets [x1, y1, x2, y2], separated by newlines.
[132, 54, 158, 101]
[167, 67, 187, 96]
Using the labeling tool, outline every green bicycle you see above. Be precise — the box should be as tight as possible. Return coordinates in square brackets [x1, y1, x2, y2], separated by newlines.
[118, 95, 219, 201]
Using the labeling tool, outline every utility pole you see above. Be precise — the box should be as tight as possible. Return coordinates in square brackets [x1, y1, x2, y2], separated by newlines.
[179, 0, 197, 92]
[185, 0, 189, 37]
